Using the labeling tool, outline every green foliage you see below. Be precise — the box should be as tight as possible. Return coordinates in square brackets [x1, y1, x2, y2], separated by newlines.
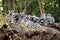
[44, 0, 60, 22]
[0, 15, 4, 28]
[2, 0, 8, 15]
[1, 0, 60, 22]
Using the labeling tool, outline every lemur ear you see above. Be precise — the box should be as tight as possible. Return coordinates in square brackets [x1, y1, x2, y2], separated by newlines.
[8, 10, 12, 16]
[8, 10, 14, 13]
[8, 10, 11, 13]
[12, 10, 14, 12]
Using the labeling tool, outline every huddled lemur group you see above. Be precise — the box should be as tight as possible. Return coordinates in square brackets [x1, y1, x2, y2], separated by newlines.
[8, 10, 55, 28]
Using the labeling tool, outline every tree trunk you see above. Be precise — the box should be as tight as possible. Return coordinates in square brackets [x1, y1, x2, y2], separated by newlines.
[19, 0, 22, 12]
[23, 0, 33, 13]
[41, 0, 45, 15]
[12, 0, 16, 10]
[38, 0, 45, 16]
[7, 0, 11, 10]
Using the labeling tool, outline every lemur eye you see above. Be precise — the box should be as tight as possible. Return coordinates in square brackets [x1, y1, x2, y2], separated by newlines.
[10, 14, 12, 16]
[14, 15, 17, 18]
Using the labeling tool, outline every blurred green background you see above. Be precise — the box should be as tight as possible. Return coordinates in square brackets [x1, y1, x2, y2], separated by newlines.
[0, 0, 60, 22]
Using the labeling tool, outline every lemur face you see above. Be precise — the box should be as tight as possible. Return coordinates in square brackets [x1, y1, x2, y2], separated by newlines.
[14, 14, 19, 22]
[8, 10, 19, 22]
[30, 16, 38, 22]
[38, 14, 55, 26]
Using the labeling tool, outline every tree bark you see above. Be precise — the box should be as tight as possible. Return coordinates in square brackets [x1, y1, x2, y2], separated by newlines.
[38, 0, 45, 16]
[19, 1, 22, 12]
[41, 0, 45, 15]
[7, 0, 11, 10]
[12, 0, 16, 10]
[8, 22, 60, 38]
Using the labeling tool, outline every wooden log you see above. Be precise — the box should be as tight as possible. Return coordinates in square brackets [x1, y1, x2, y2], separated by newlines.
[0, 28, 12, 40]
[9, 22, 60, 38]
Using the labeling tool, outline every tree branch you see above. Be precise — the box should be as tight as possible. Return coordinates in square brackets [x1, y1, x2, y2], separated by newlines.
[23, 0, 33, 13]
